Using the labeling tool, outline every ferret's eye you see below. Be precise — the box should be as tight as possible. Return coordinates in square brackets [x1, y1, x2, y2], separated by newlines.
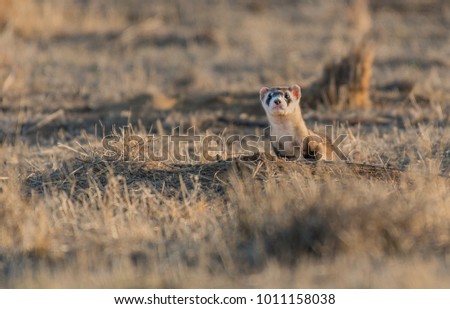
[284, 93, 290, 100]
[265, 93, 272, 105]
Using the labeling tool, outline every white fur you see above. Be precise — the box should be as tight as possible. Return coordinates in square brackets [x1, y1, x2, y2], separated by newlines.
[259, 85, 315, 157]
[261, 89, 298, 117]
[260, 87, 307, 135]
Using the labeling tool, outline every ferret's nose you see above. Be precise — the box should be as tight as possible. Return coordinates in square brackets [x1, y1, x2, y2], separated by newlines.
[274, 99, 281, 105]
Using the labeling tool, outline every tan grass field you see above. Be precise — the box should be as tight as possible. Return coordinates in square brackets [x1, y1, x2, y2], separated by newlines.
[0, 0, 450, 288]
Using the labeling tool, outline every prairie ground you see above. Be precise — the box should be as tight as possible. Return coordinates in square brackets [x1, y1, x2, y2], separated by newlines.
[0, 0, 450, 288]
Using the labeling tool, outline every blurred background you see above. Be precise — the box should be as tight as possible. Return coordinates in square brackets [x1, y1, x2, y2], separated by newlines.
[1, 0, 448, 100]
[1, 0, 448, 145]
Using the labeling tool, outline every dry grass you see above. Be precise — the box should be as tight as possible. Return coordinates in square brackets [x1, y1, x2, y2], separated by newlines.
[1, 0, 450, 288]
[0, 0, 128, 38]
[305, 0, 374, 108]
[306, 42, 374, 108]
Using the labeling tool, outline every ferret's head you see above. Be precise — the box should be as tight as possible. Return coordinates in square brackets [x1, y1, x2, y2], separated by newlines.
[259, 84, 301, 117]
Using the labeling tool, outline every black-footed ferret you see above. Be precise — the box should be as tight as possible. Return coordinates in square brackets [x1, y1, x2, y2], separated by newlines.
[259, 84, 334, 161]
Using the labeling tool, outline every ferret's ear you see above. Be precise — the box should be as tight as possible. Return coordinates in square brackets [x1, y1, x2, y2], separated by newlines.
[291, 84, 301, 100]
[259, 87, 269, 100]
